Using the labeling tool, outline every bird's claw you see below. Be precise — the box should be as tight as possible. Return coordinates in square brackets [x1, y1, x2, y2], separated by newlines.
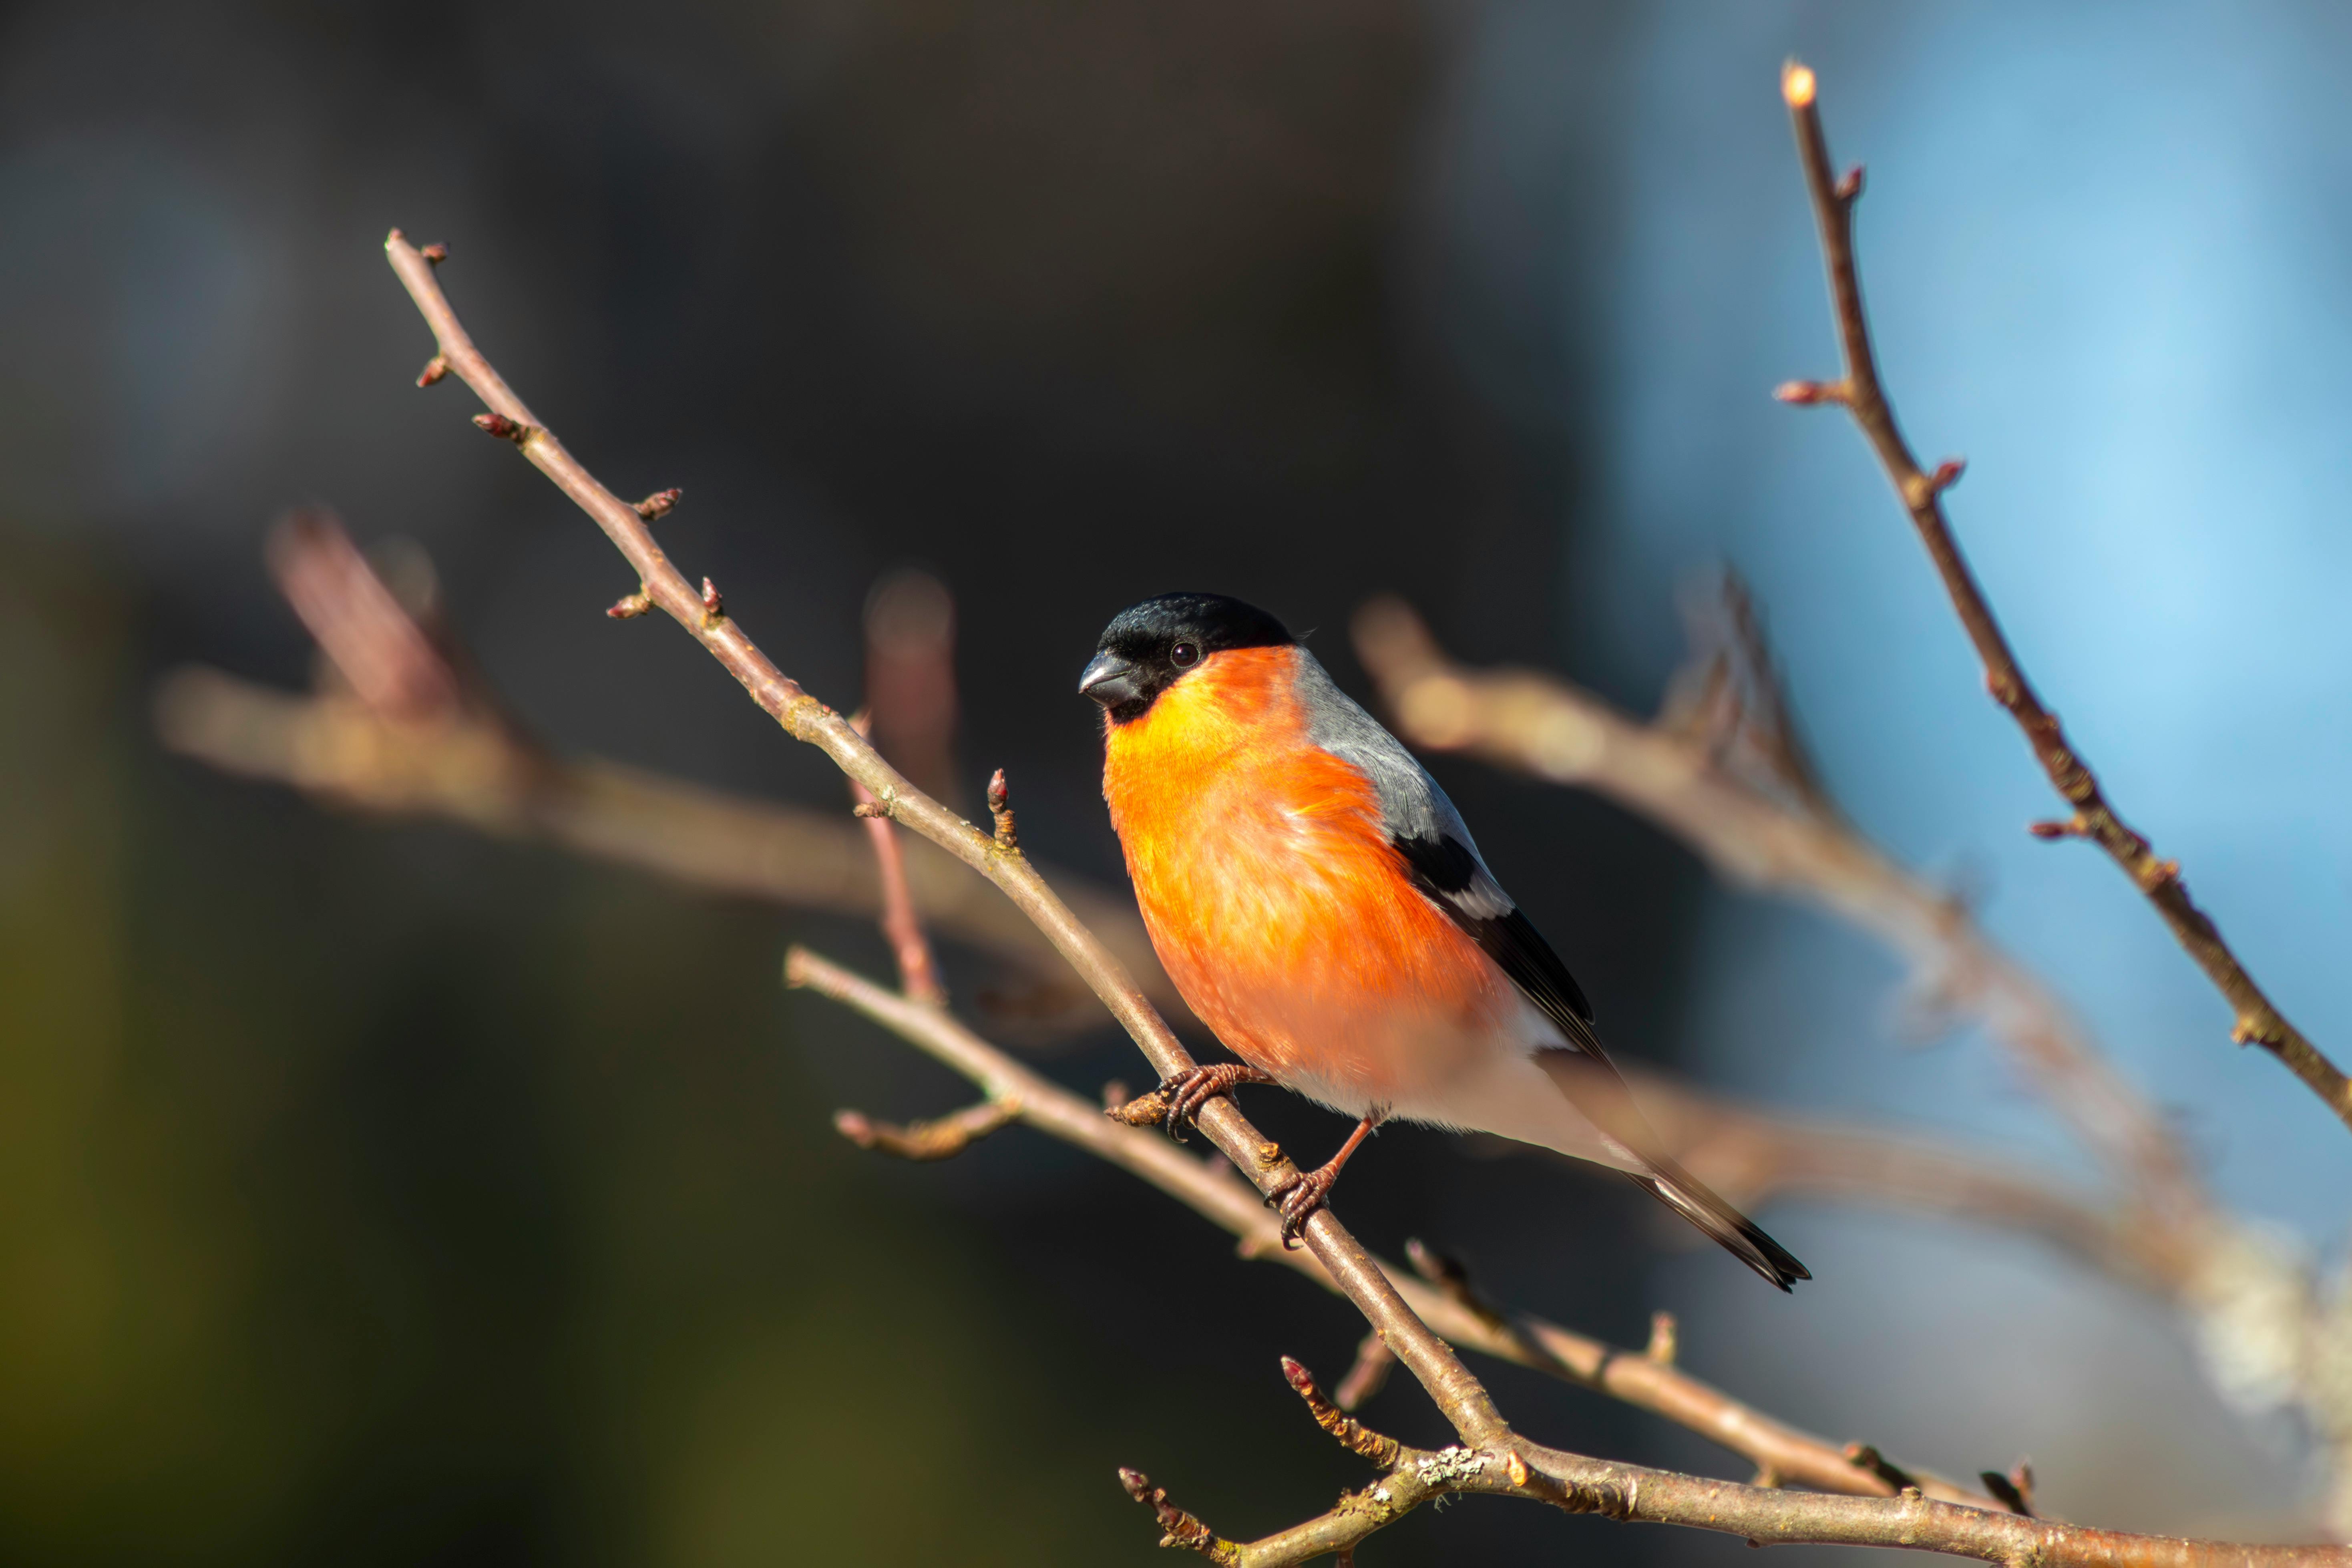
[1267, 1164, 1338, 1249]
[1151, 1062, 1273, 1142]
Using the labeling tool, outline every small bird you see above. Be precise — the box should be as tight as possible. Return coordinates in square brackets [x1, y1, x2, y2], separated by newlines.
[1082, 592, 1809, 1290]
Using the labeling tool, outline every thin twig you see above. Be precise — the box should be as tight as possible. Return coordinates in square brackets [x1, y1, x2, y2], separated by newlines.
[833, 1100, 1018, 1161]
[848, 715, 949, 1007]
[383, 229, 1511, 1451]
[784, 946, 1998, 1508]
[1774, 60, 2352, 1134]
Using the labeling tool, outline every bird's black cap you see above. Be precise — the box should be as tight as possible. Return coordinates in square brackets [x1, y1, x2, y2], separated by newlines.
[1080, 592, 1294, 723]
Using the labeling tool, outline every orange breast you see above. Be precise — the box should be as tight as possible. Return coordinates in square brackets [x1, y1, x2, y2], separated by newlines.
[1101, 646, 1513, 1111]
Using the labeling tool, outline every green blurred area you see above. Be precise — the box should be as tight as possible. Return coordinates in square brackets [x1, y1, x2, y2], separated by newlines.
[0, 531, 1162, 1564]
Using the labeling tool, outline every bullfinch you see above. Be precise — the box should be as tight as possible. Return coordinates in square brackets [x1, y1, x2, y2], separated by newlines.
[1082, 592, 1809, 1290]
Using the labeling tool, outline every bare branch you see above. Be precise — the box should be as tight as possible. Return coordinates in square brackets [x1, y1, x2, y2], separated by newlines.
[784, 945, 2001, 1510]
[153, 665, 1174, 1019]
[832, 1100, 1017, 1161]
[266, 510, 463, 722]
[848, 779, 950, 1006]
[1331, 1331, 1395, 1412]
[383, 230, 1512, 1452]
[1122, 1358, 2344, 1568]
[1775, 60, 2352, 1134]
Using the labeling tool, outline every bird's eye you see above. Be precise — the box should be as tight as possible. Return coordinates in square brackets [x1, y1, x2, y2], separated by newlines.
[1170, 641, 1200, 668]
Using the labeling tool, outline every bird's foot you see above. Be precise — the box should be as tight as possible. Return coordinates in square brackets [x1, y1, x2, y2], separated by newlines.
[1151, 1062, 1277, 1142]
[1264, 1111, 1383, 1248]
[1266, 1160, 1342, 1249]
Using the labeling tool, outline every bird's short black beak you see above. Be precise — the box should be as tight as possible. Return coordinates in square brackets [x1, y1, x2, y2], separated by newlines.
[1079, 650, 1142, 708]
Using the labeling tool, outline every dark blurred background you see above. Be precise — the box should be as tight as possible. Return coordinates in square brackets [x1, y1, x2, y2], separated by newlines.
[6, 1, 2350, 1563]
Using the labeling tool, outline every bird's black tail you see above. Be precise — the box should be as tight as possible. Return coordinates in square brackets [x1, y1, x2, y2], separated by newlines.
[1625, 1165, 1811, 1292]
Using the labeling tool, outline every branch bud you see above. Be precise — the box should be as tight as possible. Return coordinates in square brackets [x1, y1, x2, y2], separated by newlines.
[474, 412, 531, 442]
[1280, 1356, 1402, 1467]
[1116, 1469, 1228, 1559]
[1773, 378, 1850, 406]
[1904, 459, 1966, 509]
[987, 767, 1020, 854]
[636, 488, 681, 521]
[1842, 1442, 1917, 1493]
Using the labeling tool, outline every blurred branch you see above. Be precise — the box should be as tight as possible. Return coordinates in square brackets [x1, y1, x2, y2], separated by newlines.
[862, 569, 961, 806]
[155, 514, 1178, 1029]
[833, 1100, 1017, 1161]
[1774, 60, 2352, 1136]
[848, 726, 949, 1010]
[849, 573, 955, 1006]
[380, 229, 1520, 1466]
[154, 671, 1172, 1013]
[1625, 1067, 2156, 1286]
[1355, 594, 2205, 1240]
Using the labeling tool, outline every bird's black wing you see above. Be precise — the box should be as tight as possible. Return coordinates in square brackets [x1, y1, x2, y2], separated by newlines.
[1290, 650, 1810, 1290]
[1389, 830, 1602, 1061]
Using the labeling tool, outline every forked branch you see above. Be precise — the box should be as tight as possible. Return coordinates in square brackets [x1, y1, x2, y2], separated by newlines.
[789, 944, 1998, 1509]
[1775, 60, 2352, 1134]
[1119, 1357, 2346, 1568]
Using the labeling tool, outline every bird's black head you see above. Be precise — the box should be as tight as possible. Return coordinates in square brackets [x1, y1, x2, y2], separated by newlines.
[1079, 592, 1295, 724]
